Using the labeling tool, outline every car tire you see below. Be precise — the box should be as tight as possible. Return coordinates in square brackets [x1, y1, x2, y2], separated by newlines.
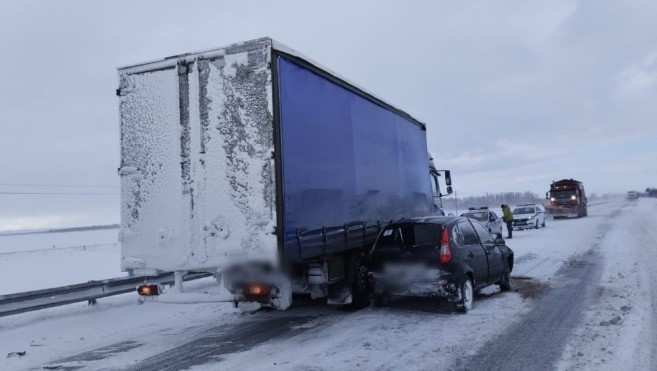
[454, 278, 474, 314]
[499, 270, 512, 292]
[542, 219, 546, 228]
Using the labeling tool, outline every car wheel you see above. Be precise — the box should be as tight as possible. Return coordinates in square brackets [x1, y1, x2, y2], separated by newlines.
[499, 270, 512, 292]
[542, 219, 546, 228]
[455, 278, 474, 314]
[535, 220, 539, 229]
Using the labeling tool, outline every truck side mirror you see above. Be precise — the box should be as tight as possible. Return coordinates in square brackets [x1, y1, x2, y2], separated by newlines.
[445, 170, 452, 186]
[446, 185, 453, 195]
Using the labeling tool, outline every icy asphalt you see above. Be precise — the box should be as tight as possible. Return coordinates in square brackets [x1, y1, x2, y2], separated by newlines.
[3, 198, 657, 371]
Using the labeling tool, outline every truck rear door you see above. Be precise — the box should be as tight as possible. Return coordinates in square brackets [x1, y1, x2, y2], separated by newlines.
[118, 66, 190, 271]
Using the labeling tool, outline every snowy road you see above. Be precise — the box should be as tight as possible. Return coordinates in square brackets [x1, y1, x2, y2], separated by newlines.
[2, 198, 656, 371]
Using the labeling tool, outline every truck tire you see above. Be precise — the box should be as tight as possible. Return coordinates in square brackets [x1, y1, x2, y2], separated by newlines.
[347, 254, 371, 310]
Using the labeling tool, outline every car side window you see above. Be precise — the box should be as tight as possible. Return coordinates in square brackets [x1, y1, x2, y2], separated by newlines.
[458, 222, 478, 244]
[490, 212, 497, 221]
[471, 221, 494, 244]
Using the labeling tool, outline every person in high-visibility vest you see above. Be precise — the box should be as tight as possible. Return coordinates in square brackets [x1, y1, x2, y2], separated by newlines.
[501, 204, 513, 239]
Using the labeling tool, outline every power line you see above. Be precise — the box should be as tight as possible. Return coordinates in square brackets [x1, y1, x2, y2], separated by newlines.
[0, 191, 118, 196]
[0, 183, 118, 189]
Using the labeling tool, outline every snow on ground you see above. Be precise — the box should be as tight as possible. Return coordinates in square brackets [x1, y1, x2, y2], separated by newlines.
[190, 294, 529, 371]
[1, 278, 240, 371]
[0, 198, 635, 370]
[0, 228, 121, 295]
[0, 228, 118, 254]
[190, 199, 627, 371]
[557, 198, 657, 370]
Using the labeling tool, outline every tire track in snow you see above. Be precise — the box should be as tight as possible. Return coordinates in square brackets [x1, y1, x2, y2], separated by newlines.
[456, 205, 621, 371]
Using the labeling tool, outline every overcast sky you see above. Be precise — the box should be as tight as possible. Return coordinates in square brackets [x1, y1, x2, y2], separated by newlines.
[1, 0, 656, 229]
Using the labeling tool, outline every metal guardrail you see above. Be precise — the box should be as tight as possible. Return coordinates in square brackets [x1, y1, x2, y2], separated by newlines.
[0, 271, 212, 317]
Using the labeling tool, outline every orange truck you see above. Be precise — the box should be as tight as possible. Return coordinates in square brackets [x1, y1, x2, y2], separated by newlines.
[545, 179, 588, 218]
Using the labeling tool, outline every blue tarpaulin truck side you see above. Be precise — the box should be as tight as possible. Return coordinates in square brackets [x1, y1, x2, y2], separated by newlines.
[118, 38, 450, 309]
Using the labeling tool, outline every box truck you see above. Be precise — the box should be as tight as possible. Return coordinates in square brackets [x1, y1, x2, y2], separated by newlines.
[117, 38, 452, 309]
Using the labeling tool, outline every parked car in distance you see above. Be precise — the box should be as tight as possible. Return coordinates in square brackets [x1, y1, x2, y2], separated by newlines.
[647, 188, 657, 198]
[369, 216, 514, 313]
[627, 191, 640, 200]
[461, 207, 503, 235]
[512, 204, 546, 230]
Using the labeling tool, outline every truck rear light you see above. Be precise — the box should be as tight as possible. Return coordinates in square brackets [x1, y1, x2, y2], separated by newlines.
[439, 228, 452, 265]
[137, 284, 160, 296]
[243, 282, 271, 299]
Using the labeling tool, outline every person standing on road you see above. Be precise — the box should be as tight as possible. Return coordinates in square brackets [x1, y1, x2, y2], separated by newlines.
[501, 204, 513, 239]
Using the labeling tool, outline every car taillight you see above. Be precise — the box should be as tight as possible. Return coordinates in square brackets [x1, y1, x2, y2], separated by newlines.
[439, 228, 452, 265]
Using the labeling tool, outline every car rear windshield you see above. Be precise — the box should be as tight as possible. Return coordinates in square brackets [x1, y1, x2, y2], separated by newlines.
[378, 223, 442, 248]
[412, 224, 441, 246]
[462, 211, 488, 222]
[514, 207, 535, 214]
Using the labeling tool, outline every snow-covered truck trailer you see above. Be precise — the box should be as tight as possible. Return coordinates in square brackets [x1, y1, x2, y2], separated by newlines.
[117, 38, 451, 309]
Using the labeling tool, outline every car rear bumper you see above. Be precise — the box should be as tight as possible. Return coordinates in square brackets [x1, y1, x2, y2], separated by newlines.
[371, 267, 458, 299]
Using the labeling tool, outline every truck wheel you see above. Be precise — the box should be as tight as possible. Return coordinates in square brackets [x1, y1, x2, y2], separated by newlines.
[373, 293, 389, 307]
[347, 254, 371, 310]
[454, 278, 474, 314]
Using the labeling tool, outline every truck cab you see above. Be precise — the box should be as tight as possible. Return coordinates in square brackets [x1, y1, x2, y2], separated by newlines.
[546, 179, 588, 218]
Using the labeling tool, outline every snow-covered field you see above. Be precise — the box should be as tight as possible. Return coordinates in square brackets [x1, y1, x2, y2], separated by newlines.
[0, 228, 121, 295]
[1, 198, 655, 371]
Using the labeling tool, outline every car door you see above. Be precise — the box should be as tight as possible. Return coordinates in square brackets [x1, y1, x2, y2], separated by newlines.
[470, 220, 504, 282]
[457, 221, 488, 286]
